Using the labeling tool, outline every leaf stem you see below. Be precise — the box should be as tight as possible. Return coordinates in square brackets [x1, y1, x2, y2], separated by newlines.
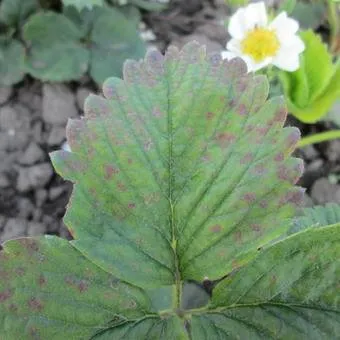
[298, 130, 340, 147]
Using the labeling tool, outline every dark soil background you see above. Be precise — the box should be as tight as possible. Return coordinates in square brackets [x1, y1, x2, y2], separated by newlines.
[0, 0, 339, 244]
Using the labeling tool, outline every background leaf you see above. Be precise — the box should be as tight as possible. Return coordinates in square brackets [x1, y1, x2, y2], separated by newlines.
[0, 0, 38, 27]
[89, 7, 146, 84]
[23, 11, 90, 81]
[51, 42, 303, 291]
[288, 203, 340, 234]
[62, 0, 104, 11]
[0, 236, 150, 339]
[0, 39, 25, 86]
[290, 1, 326, 30]
[280, 31, 340, 123]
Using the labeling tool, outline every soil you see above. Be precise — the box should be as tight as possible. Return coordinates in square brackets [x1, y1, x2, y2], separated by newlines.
[0, 0, 339, 244]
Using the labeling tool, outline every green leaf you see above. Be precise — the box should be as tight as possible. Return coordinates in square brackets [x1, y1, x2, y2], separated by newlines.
[62, 0, 104, 11]
[291, 2, 326, 30]
[0, 39, 25, 86]
[204, 225, 340, 339]
[2, 41, 339, 338]
[89, 7, 146, 84]
[0, 0, 38, 27]
[289, 203, 340, 234]
[277, 0, 296, 15]
[51, 42, 303, 290]
[23, 11, 90, 81]
[0, 236, 150, 339]
[280, 31, 340, 123]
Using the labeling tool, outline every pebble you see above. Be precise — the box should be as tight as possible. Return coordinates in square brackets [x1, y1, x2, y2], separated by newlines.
[1, 218, 27, 243]
[310, 178, 340, 204]
[16, 163, 54, 192]
[19, 142, 45, 165]
[47, 126, 66, 146]
[42, 84, 78, 125]
[76, 87, 91, 111]
[27, 222, 46, 236]
[0, 87, 12, 105]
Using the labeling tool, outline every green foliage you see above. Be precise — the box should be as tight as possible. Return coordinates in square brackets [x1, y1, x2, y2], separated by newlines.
[1, 42, 339, 338]
[23, 12, 90, 81]
[0, 0, 147, 85]
[0, 0, 38, 26]
[289, 203, 340, 234]
[88, 7, 146, 84]
[62, 0, 104, 11]
[290, 1, 326, 29]
[0, 39, 25, 86]
[21, 7, 145, 84]
[280, 30, 340, 123]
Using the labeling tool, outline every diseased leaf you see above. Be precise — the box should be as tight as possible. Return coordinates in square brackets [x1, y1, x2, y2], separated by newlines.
[23, 12, 89, 81]
[51, 42, 303, 289]
[0, 236, 150, 339]
[2, 42, 338, 338]
[0, 39, 25, 85]
[289, 203, 340, 234]
[201, 225, 340, 339]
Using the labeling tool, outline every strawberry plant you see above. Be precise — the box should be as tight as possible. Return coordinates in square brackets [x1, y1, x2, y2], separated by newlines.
[0, 42, 339, 339]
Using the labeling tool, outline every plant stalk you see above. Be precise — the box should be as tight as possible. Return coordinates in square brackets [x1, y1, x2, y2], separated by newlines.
[298, 130, 340, 147]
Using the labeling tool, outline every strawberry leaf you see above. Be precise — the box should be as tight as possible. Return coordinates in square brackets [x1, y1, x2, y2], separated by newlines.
[51, 42, 303, 289]
[0, 236, 150, 338]
[205, 225, 340, 339]
[2, 42, 337, 338]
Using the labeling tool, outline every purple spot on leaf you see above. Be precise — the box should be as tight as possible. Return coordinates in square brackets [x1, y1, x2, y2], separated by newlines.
[240, 152, 254, 165]
[28, 297, 43, 311]
[210, 224, 222, 233]
[0, 289, 12, 302]
[206, 112, 214, 120]
[243, 192, 256, 203]
[274, 152, 284, 162]
[237, 104, 247, 116]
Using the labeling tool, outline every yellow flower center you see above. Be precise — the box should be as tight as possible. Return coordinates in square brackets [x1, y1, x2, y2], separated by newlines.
[241, 27, 280, 62]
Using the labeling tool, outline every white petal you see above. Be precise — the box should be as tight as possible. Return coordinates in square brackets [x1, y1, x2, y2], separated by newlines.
[226, 38, 241, 53]
[221, 51, 237, 60]
[243, 2, 268, 28]
[270, 12, 299, 41]
[279, 34, 305, 54]
[228, 8, 248, 39]
[272, 51, 301, 71]
[228, 1, 267, 39]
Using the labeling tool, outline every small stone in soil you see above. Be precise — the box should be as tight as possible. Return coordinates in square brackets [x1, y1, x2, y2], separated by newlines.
[19, 142, 45, 165]
[0, 174, 10, 188]
[16, 163, 54, 192]
[1, 218, 27, 243]
[0, 87, 12, 105]
[326, 140, 340, 162]
[47, 126, 66, 146]
[76, 87, 91, 111]
[42, 84, 78, 125]
[35, 189, 48, 207]
[311, 177, 340, 204]
[49, 186, 65, 201]
[17, 198, 35, 219]
[27, 222, 46, 236]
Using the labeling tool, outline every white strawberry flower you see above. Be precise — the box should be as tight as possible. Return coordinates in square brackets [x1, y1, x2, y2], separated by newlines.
[222, 2, 305, 72]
